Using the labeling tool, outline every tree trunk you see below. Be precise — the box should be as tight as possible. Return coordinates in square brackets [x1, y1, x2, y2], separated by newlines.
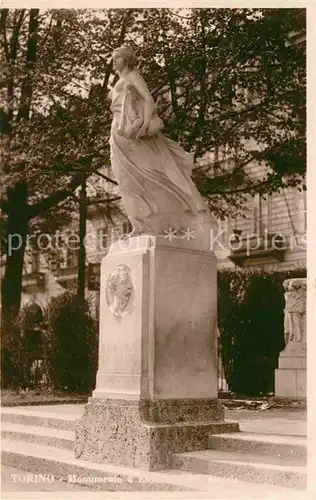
[1, 182, 29, 331]
[78, 173, 87, 300]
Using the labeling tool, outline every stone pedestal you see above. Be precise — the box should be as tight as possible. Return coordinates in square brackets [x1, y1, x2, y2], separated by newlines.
[275, 278, 306, 398]
[75, 235, 237, 470]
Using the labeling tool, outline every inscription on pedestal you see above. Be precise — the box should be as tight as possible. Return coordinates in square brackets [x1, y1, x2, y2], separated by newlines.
[157, 253, 215, 285]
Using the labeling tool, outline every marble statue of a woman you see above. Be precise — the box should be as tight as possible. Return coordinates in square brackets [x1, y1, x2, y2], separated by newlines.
[109, 45, 210, 238]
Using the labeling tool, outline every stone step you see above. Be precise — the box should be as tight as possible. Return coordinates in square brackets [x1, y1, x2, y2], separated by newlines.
[1, 438, 306, 497]
[171, 448, 306, 490]
[209, 432, 307, 461]
[1, 406, 80, 431]
[1, 422, 74, 451]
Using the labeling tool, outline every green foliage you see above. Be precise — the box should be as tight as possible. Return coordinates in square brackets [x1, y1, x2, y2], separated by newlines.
[1, 303, 46, 389]
[42, 292, 99, 393]
[0, 8, 306, 325]
[137, 8, 306, 215]
[218, 267, 306, 396]
[17, 303, 44, 331]
[1, 318, 27, 390]
[1, 8, 305, 218]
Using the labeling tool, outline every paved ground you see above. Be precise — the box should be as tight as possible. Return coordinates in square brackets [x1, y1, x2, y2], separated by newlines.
[1, 404, 308, 498]
[225, 408, 307, 436]
[5, 403, 306, 436]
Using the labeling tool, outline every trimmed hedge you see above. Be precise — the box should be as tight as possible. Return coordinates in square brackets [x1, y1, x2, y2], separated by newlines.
[42, 292, 99, 393]
[1, 304, 41, 389]
[217, 268, 306, 396]
[1, 322, 27, 390]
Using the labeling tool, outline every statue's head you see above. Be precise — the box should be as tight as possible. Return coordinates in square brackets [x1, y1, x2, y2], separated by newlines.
[113, 45, 137, 72]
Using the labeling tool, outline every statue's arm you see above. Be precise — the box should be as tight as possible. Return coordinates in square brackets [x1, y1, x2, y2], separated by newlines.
[127, 71, 155, 127]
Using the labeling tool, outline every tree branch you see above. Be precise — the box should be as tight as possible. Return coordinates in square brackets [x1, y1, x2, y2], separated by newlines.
[208, 178, 275, 197]
[0, 9, 10, 62]
[188, 12, 207, 153]
[41, 11, 54, 49]
[100, 9, 130, 92]
[195, 153, 257, 185]
[92, 170, 117, 186]
[28, 171, 83, 219]
[86, 196, 121, 206]
[10, 9, 26, 61]
[24, 160, 118, 219]
[16, 9, 39, 122]
[170, 11, 193, 20]
[3, 10, 26, 127]
[158, 17, 181, 124]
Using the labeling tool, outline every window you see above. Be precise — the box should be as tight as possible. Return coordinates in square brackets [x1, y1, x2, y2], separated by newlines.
[122, 220, 133, 235]
[97, 226, 110, 252]
[252, 194, 271, 235]
[297, 191, 307, 234]
[27, 239, 40, 273]
[31, 251, 40, 273]
[66, 248, 78, 268]
[65, 231, 79, 267]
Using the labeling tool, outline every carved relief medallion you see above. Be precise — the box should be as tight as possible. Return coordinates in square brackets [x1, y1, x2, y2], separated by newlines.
[105, 265, 133, 317]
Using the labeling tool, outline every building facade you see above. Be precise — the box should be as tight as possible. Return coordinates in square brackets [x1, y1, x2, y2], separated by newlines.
[20, 172, 306, 318]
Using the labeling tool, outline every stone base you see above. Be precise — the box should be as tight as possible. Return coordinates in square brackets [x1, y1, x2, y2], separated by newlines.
[275, 346, 306, 398]
[275, 368, 306, 398]
[75, 398, 239, 470]
[77, 236, 237, 470]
